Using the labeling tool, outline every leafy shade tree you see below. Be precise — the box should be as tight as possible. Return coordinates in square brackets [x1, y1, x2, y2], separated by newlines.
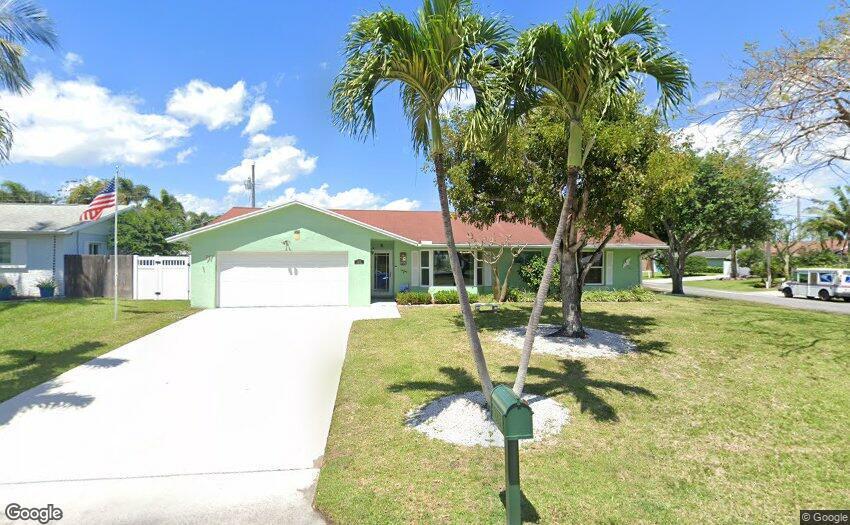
[447, 93, 664, 338]
[805, 185, 850, 254]
[330, 0, 511, 398]
[643, 147, 777, 294]
[0, 180, 52, 202]
[67, 177, 152, 205]
[112, 190, 191, 255]
[718, 6, 850, 174]
[0, 0, 57, 160]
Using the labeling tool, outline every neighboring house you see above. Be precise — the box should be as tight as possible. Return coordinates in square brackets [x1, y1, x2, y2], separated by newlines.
[0, 203, 129, 296]
[691, 249, 731, 268]
[167, 200, 666, 308]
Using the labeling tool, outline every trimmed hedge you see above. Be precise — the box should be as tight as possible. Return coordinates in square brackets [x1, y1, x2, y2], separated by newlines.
[582, 286, 657, 302]
[395, 291, 432, 305]
[431, 290, 479, 304]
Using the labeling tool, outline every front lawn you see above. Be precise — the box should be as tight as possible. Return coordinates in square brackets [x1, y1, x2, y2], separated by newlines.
[686, 277, 777, 292]
[0, 299, 196, 402]
[315, 296, 848, 524]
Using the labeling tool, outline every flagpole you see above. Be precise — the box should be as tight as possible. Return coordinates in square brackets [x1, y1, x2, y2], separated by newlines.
[113, 165, 119, 322]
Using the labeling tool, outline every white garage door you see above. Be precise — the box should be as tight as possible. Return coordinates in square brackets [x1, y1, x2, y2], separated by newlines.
[218, 252, 348, 307]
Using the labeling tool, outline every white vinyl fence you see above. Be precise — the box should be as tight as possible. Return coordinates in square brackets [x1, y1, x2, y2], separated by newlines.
[133, 255, 190, 300]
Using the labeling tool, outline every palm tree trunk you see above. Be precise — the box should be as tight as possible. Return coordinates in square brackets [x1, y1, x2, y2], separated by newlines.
[513, 118, 582, 397]
[512, 195, 570, 396]
[553, 240, 585, 338]
[434, 155, 494, 399]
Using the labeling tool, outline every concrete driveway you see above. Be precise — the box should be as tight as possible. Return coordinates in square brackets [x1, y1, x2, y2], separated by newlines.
[0, 304, 398, 524]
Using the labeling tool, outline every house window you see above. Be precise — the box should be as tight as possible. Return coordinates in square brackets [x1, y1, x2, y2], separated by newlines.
[433, 250, 474, 286]
[515, 250, 542, 267]
[420, 251, 430, 286]
[88, 242, 107, 255]
[581, 251, 604, 285]
[0, 241, 10, 264]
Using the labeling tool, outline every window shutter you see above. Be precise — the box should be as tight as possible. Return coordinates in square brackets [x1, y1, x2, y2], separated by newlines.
[483, 257, 492, 286]
[605, 251, 614, 285]
[411, 250, 420, 287]
[11, 239, 27, 267]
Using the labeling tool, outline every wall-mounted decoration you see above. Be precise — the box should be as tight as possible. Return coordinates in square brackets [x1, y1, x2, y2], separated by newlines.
[354, 259, 364, 265]
[399, 252, 407, 266]
[293, 229, 301, 241]
[623, 257, 631, 269]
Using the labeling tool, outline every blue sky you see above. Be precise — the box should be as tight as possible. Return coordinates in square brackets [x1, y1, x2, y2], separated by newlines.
[0, 0, 839, 215]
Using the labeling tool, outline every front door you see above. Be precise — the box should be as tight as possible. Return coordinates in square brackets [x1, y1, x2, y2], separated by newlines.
[372, 251, 392, 296]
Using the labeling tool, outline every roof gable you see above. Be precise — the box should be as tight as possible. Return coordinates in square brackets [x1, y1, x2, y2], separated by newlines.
[166, 200, 419, 244]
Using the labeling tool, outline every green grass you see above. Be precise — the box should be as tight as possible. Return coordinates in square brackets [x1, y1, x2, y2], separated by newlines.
[0, 299, 196, 402]
[686, 278, 777, 292]
[315, 296, 849, 524]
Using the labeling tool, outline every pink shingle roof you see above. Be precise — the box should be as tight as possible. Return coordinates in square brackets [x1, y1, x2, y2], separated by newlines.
[206, 206, 664, 247]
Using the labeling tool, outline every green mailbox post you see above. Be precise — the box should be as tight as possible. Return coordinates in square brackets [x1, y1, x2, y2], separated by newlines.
[489, 385, 533, 525]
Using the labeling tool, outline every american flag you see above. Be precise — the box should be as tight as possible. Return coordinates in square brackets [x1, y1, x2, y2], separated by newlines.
[79, 180, 117, 222]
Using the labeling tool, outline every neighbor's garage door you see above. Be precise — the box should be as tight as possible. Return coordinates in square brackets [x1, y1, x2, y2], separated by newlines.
[217, 252, 348, 307]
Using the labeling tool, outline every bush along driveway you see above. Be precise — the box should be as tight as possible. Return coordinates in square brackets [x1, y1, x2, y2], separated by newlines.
[315, 297, 849, 524]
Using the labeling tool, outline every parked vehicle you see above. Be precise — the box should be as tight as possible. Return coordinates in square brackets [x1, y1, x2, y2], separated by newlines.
[778, 268, 850, 301]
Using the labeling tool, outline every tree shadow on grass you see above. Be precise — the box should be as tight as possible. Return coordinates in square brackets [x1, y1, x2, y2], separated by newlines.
[502, 360, 656, 422]
[388, 366, 478, 397]
[388, 361, 655, 423]
[0, 342, 127, 409]
[0, 381, 94, 426]
[454, 307, 672, 356]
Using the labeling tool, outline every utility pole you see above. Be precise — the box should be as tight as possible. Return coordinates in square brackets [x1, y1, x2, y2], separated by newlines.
[250, 162, 256, 208]
[245, 162, 256, 208]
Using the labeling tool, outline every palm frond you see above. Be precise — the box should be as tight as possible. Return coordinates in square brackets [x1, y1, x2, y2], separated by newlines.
[0, 0, 56, 93]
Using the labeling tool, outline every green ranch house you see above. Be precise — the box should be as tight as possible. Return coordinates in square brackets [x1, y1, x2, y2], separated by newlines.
[167, 200, 665, 308]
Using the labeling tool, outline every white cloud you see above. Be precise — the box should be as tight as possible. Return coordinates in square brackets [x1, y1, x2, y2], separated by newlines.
[695, 90, 720, 107]
[242, 102, 274, 135]
[382, 197, 421, 211]
[62, 52, 83, 73]
[677, 113, 741, 153]
[263, 183, 420, 211]
[218, 133, 317, 194]
[166, 79, 247, 130]
[440, 85, 476, 113]
[0, 72, 190, 166]
[175, 147, 196, 164]
[174, 193, 228, 214]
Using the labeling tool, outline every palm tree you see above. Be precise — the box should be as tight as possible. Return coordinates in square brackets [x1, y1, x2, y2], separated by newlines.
[0, 0, 57, 160]
[67, 177, 152, 205]
[508, 3, 691, 395]
[331, 0, 511, 398]
[0, 180, 52, 202]
[805, 185, 850, 254]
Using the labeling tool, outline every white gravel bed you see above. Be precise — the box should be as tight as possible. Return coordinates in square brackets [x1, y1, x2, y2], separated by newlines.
[406, 391, 569, 447]
[496, 324, 635, 358]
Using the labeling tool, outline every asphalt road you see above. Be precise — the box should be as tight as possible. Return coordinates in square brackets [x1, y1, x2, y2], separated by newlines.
[644, 280, 850, 315]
